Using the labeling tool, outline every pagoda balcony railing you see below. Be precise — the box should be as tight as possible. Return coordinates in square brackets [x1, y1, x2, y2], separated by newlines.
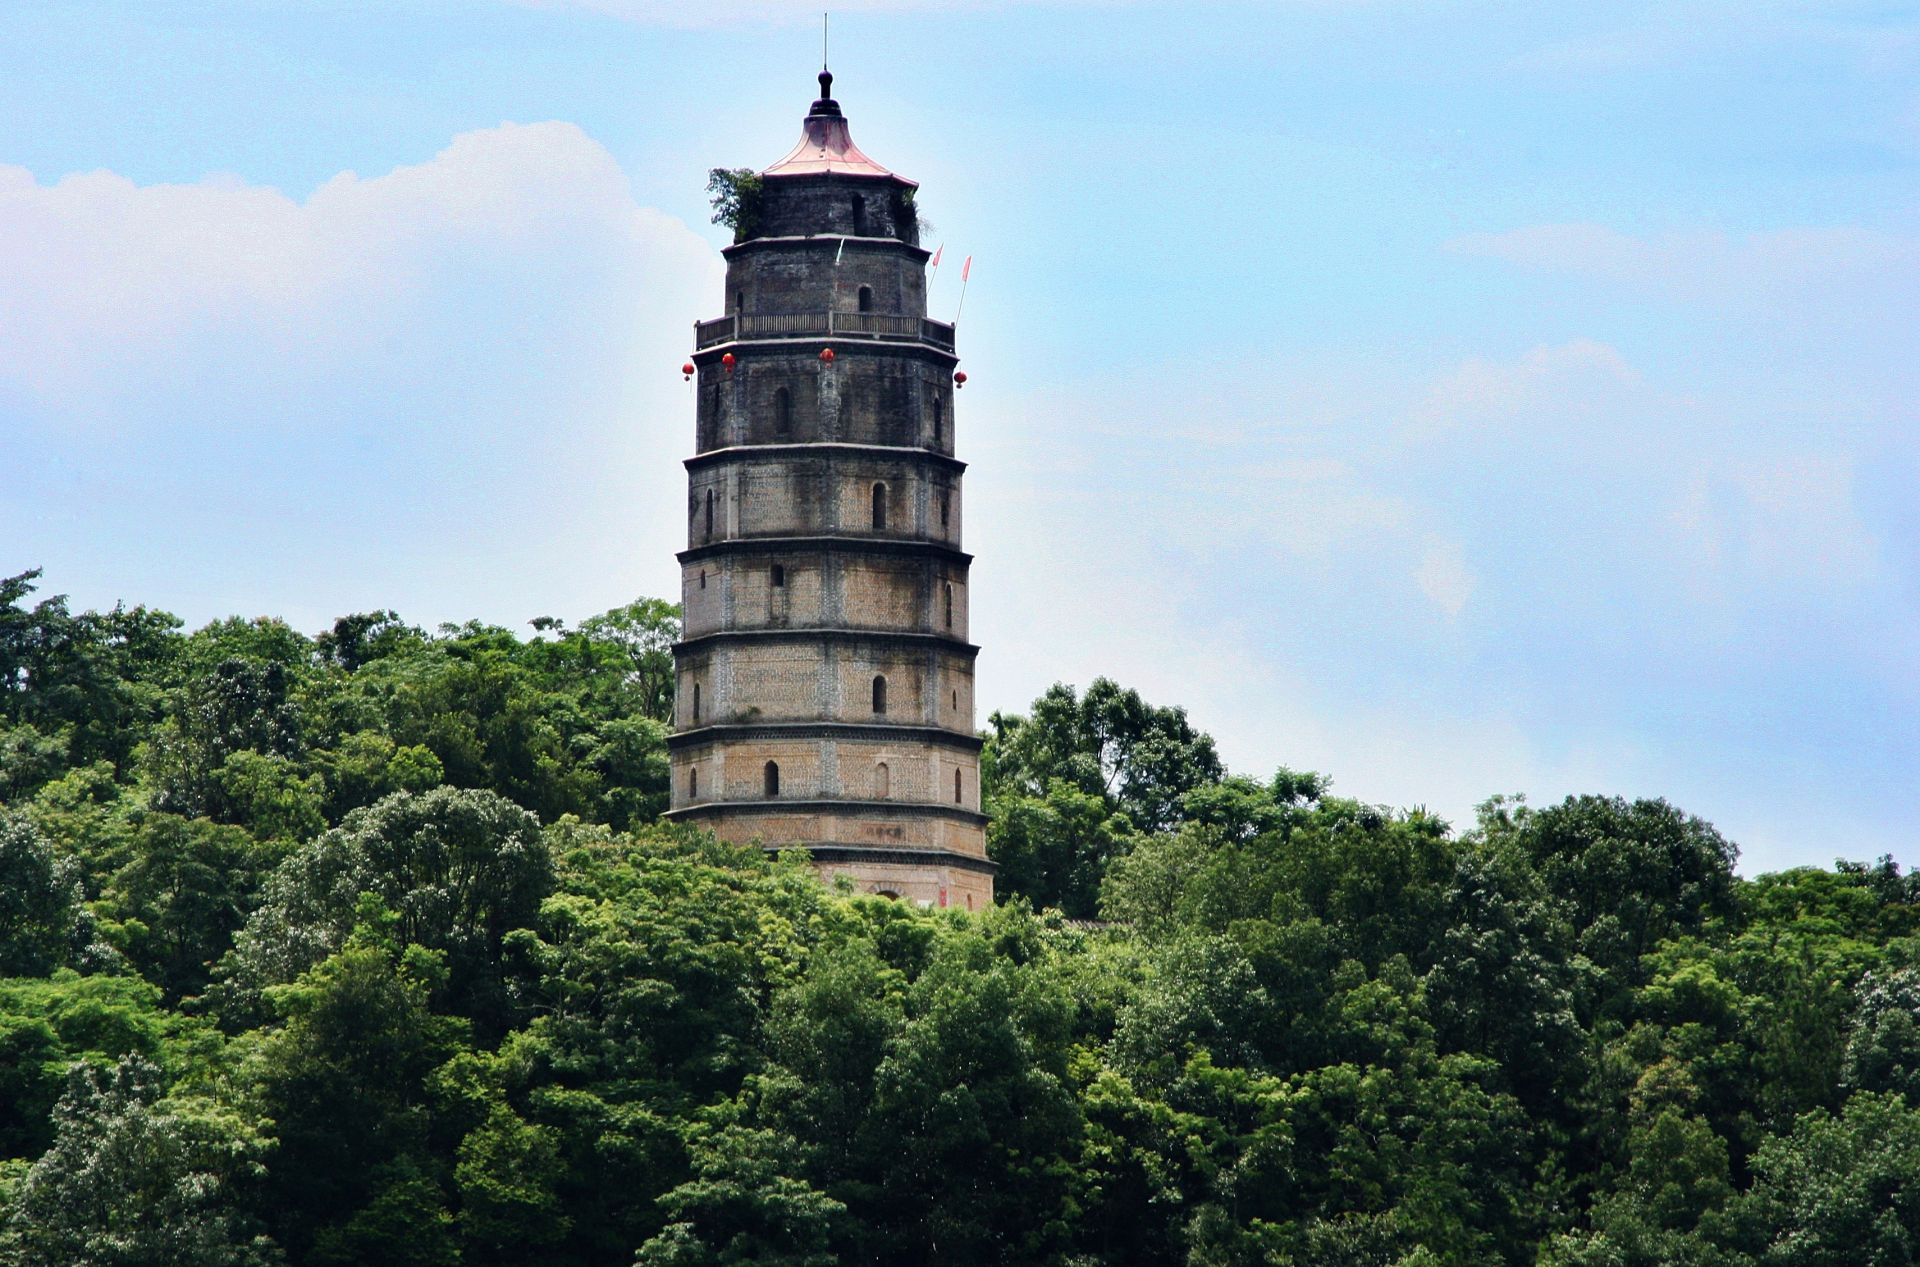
[694, 312, 956, 352]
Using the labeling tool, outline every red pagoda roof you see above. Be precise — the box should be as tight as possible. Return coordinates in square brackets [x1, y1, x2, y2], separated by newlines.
[761, 70, 916, 186]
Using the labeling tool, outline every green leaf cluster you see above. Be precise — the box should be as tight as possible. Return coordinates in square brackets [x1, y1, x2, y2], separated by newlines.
[1, 571, 1917, 1264]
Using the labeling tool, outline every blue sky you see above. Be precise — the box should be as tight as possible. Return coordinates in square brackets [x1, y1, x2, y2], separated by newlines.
[2, 1, 1914, 873]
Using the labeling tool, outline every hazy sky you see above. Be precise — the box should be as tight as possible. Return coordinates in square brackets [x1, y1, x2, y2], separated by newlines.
[2, 1, 1915, 873]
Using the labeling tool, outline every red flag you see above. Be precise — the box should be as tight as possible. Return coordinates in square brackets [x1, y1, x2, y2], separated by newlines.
[929, 244, 943, 268]
[961, 255, 972, 282]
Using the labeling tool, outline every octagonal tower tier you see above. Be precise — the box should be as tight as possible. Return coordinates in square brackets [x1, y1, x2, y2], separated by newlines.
[664, 70, 992, 910]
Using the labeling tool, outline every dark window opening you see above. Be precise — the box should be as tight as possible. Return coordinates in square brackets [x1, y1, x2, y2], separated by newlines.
[952, 689, 958, 709]
[692, 682, 701, 723]
[704, 488, 715, 539]
[944, 584, 954, 628]
[851, 195, 867, 236]
[940, 490, 950, 528]
[688, 767, 697, 797]
[771, 564, 786, 588]
[732, 290, 742, 313]
[764, 761, 780, 797]
[774, 386, 791, 434]
[699, 569, 707, 590]
[954, 768, 963, 804]
[871, 483, 887, 531]
[857, 285, 873, 313]
[871, 675, 887, 714]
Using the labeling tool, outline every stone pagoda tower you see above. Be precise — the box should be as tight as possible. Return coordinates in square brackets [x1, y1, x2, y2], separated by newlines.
[664, 69, 991, 910]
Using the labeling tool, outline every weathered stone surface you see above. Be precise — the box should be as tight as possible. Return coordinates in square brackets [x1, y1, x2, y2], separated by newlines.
[664, 83, 991, 907]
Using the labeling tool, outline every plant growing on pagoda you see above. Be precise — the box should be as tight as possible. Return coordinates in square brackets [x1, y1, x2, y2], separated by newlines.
[707, 168, 765, 243]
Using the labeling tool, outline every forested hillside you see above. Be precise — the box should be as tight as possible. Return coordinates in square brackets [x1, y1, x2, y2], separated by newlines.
[2, 567, 1917, 1266]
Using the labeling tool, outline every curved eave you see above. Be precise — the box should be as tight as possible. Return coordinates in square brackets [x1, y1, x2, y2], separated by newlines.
[666, 799, 987, 829]
[673, 627, 979, 657]
[685, 443, 966, 474]
[669, 722, 983, 751]
[677, 535, 971, 566]
[722, 234, 931, 262]
[781, 844, 997, 876]
[691, 336, 957, 365]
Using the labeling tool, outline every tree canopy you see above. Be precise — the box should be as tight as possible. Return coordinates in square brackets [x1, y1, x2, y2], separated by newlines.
[2, 568, 1918, 1265]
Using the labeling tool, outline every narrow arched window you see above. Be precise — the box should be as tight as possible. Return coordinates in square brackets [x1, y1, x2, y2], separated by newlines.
[851, 195, 867, 236]
[871, 484, 887, 531]
[691, 682, 700, 723]
[698, 569, 707, 590]
[764, 761, 780, 797]
[875, 762, 890, 798]
[939, 490, 950, 528]
[951, 689, 958, 710]
[944, 584, 954, 628]
[857, 285, 873, 313]
[688, 767, 697, 798]
[954, 768, 963, 804]
[704, 488, 715, 539]
[771, 564, 786, 588]
[774, 386, 791, 434]
[871, 675, 887, 714]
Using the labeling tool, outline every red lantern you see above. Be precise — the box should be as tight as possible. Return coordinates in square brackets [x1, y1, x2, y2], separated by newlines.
[680, 362, 695, 381]
[953, 370, 968, 388]
[819, 347, 836, 363]
[721, 352, 735, 374]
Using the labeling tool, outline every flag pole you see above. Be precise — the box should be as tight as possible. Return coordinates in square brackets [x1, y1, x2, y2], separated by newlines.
[953, 256, 972, 326]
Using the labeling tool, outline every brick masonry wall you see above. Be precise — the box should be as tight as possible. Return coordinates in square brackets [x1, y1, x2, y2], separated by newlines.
[676, 638, 974, 730]
[686, 453, 961, 545]
[671, 155, 989, 898]
[696, 350, 955, 455]
[724, 237, 928, 319]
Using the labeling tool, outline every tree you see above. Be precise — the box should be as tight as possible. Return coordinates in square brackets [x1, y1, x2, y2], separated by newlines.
[634, 1107, 843, 1267]
[576, 597, 681, 724]
[1718, 1092, 1920, 1266]
[857, 933, 1081, 1266]
[1845, 967, 1920, 1104]
[455, 1102, 569, 1266]
[987, 778, 1137, 918]
[219, 787, 551, 1034]
[988, 679, 1225, 835]
[249, 941, 468, 1264]
[1473, 794, 1738, 995]
[8, 1055, 281, 1267]
[0, 811, 98, 976]
[93, 813, 281, 1002]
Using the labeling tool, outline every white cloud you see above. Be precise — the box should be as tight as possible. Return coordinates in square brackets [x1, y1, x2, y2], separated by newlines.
[1446, 221, 1920, 316]
[0, 123, 724, 640]
[0, 122, 720, 406]
[1671, 454, 1881, 590]
[1414, 538, 1473, 616]
[1409, 337, 1640, 439]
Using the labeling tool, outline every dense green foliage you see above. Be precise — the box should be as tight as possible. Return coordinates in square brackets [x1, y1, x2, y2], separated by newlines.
[3, 569, 1918, 1265]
